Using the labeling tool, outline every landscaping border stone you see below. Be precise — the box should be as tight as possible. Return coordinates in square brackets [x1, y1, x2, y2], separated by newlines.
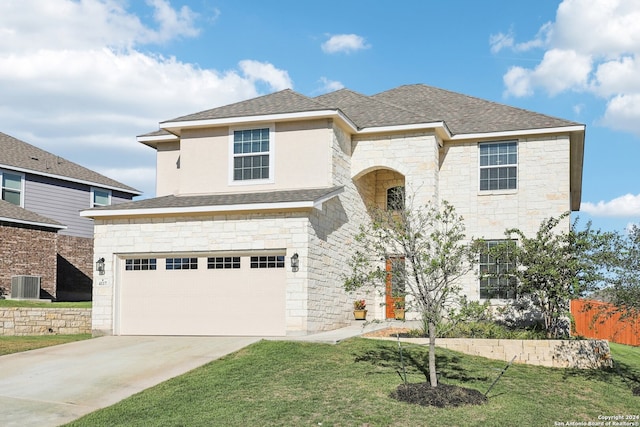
[369, 337, 613, 369]
[0, 307, 91, 336]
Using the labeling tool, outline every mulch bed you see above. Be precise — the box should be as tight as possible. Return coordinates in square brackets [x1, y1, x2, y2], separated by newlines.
[366, 327, 487, 407]
[390, 383, 488, 407]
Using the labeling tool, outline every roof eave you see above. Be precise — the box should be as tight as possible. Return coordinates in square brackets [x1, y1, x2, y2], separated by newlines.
[159, 110, 358, 136]
[80, 187, 345, 219]
[0, 163, 142, 196]
[358, 122, 452, 141]
[137, 133, 180, 149]
[0, 216, 67, 230]
[570, 128, 585, 211]
[449, 125, 585, 141]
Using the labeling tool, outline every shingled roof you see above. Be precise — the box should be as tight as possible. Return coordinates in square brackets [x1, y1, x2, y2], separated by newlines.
[163, 89, 331, 123]
[371, 84, 581, 135]
[149, 84, 580, 137]
[0, 199, 65, 229]
[0, 132, 140, 194]
[83, 187, 343, 216]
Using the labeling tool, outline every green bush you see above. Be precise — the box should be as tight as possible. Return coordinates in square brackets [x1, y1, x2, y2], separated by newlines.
[430, 321, 547, 339]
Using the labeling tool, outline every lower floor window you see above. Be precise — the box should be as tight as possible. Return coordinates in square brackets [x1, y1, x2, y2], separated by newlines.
[166, 258, 198, 270]
[479, 240, 516, 299]
[125, 259, 157, 271]
[208, 257, 241, 269]
[250, 255, 285, 268]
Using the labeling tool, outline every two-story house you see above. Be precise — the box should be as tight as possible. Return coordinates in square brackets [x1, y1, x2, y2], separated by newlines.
[0, 132, 140, 300]
[82, 84, 584, 337]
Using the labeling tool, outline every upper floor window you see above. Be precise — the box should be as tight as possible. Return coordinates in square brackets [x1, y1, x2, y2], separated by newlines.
[231, 127, 273, 183]
[386, 186, 405, 211]
[91, 188, 111, 207]
[479, 141, 517, 191]
[479, 240, 516, 299]
[1, 171, 23, 206]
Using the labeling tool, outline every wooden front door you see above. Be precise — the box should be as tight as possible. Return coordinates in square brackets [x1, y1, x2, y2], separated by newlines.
[385, 257, 406, 319]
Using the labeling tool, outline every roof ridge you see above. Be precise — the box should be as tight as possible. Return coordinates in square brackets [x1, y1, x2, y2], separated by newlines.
[373, 84, 581, 126]
[0, 131, 140, 193]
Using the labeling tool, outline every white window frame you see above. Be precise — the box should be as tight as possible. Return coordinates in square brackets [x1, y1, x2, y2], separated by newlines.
[478, 140, 518, 193]
[91, 187, 112, 207]
[0, 169, 25, 207]
[228, 124, 275, 185]
[479, 239, 517, 300]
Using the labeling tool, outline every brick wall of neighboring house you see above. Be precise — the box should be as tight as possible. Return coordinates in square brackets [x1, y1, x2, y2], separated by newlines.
[56, 234, 94, 301]
[0, 222, 58, 298]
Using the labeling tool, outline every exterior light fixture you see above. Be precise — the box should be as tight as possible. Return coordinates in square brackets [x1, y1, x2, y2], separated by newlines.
[96, 257, 105, 275]
[291, 253, 299, 272]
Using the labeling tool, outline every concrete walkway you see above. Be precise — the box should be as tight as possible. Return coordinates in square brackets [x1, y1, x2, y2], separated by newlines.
[0, 320, 410, 427]
[0, 336, 259, 427]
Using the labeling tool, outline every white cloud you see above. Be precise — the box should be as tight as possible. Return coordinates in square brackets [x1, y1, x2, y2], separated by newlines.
[317, 77, 344, 93]
[321, 34, 370, 54]
[581, 193, 640, 217]
[0, 1, 295, 198]
[238, 60, 293, 91]
[495, 0, 640, 135]
[489, 32, 514, 54]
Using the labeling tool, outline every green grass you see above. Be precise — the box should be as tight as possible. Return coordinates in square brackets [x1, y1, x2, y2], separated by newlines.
[66, 339, 640, 427]
[0, 334, 92, 355]
[0, 299, 91, 308]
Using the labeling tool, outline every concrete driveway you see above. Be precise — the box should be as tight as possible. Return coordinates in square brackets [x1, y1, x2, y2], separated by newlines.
[0, 335, 259, 427]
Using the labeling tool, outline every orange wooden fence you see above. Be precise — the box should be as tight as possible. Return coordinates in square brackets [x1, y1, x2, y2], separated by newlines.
[571, 299, 640, 346]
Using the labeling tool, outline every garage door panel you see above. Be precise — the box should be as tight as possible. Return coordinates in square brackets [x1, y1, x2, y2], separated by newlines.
[119, 255, 286, 336]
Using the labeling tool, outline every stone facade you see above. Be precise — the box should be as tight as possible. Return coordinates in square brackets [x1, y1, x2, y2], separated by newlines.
[89, 117, 577, 335]
[0, 223, 57, 298]
[0, 306, 91, 336]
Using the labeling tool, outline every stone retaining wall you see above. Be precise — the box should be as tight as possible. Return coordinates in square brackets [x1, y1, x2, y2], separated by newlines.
[0, 307, 91, 336]
[373, 337, 613, 369]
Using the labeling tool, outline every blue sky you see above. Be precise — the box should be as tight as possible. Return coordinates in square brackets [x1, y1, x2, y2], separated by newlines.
[0, 0, 638, 233]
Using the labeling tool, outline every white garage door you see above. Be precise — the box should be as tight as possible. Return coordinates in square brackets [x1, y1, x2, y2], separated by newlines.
[118, 254, 286, 336]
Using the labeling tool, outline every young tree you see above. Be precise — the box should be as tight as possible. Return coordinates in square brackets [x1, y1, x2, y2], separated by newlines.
[601, 225, 640, 320]
[491, 213, 613, 338]
[344, 200, 479, 387]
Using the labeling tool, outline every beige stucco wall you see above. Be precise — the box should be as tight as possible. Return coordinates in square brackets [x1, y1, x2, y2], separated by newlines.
[159, 120, 332, 196]
[155, 141, 180, 197]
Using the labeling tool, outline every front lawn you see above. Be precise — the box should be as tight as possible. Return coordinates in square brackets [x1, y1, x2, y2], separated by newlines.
[66, 339, 639, 427]
[0, 299, 91, 308]
[0, 334, 92, 355]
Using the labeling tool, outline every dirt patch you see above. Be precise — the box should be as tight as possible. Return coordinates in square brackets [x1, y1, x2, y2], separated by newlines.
[362, 327, 414, 338]
[390, 382, 487, 407]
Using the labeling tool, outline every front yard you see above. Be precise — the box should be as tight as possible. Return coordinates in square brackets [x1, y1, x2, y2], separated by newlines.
[64, 338, 639, 427]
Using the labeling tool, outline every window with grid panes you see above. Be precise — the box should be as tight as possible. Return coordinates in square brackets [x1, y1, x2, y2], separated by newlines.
[207, 257, 241, 269]
[125, 259, 157, 271]
[166, 258, 198, 270]
[250, 255, 285, 268]
[233, 128, 270, 181]
[479, 141, 517, 191]
[479, 240, 516, 299]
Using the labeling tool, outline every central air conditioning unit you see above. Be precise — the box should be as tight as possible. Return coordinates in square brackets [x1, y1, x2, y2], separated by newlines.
[10, 275, 41, 299]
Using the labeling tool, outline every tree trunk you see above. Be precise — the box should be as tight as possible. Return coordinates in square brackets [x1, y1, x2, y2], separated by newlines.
[428, 320, 438, 387]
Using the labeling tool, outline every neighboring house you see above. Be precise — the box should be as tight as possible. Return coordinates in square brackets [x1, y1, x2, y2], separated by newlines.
[0, 132, 140, 300]
[81, 84, 584, 337]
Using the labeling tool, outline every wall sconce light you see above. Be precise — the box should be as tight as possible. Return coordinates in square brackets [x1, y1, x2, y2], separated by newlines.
[96, 257, 105, 275]
[291, 253, 299, 272]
